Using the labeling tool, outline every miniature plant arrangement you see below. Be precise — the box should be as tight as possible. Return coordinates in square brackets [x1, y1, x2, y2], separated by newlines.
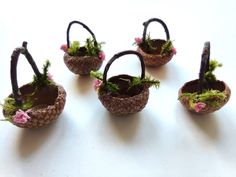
[134, 18, 176, 67]
[60, 20, 105, 75]
[90, 50, 160, 115]
[178, 42, 230, 114]
[1, 42, 66, 128]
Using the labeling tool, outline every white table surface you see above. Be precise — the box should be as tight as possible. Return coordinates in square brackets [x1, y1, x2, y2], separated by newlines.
[0, 0, 236, 177]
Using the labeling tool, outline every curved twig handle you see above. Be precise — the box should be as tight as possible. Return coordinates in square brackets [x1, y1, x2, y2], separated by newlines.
[198, 41, 210, 93]
[11, 41, 42, 106]
[103, 50, 145, 84]
[66, 20, 98, 48]
[142, 18, 170, 43]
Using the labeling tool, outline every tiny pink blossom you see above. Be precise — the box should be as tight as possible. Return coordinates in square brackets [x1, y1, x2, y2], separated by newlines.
[194, 102, 206, 113]
[47, 73, 53, 81]
[98, 51, 105, 61]
[94, 80, 102, 91]
[60, 44, 68, 52]
[13, 109, 31, 124]
[171, 47, 177, 55]
[135, 37, 142, 45]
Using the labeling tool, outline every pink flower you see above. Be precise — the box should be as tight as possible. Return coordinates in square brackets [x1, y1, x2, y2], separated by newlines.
[171, 47, 177, 55]
[47, 73, 53, 81]
[13, 109, 31, 124]
[94, 80, 102, 91]
[60, 44, 68, 52]
[98, 51, 105, 61]
[194, 102, 206, 113]
[135, 37, 142, 45]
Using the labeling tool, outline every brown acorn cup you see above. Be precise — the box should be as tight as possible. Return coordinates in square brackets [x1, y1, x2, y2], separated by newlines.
[137, 18, 174, 67]
[63, 20, 103, 75]
[178, 42, 231, 114]
[98, 50, 149, 116]
[3, 42, 66, 128]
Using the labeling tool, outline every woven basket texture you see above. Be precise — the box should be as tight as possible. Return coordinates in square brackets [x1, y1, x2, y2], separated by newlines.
[64, 53, 102, 75]
[98, 75, 149, 116]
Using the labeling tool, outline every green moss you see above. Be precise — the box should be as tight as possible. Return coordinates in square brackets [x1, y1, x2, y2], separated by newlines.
[179, 89, 226, 108]
[204, 60, 222, 82]
[68, 41, 80, 55]
[160, 40, 174, 55]
[1, 97, 32, 122]
[90, 71, 119, 93]
[85, 38, 104, 56]
[68, 38, 104, 57]
[90, 71, 160, 93]
[136, 33, 174, 55]
[31, 60, 53, 88]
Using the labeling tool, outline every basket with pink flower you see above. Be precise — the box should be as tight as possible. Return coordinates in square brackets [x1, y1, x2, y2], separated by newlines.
[135, 18, 176, 67]
[178, 42, 230, 114]
[61, 20, 105, 75]
[91, 50, 160, 116]
[1, 42, 66, 128]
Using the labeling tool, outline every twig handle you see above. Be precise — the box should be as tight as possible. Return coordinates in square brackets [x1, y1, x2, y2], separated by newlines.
[142, 18, 170, 42]
[198, 41, 210, 93]
[103, 50, 145, 84]
[66, 20, 98, 48]
[11, 41, 42, 106]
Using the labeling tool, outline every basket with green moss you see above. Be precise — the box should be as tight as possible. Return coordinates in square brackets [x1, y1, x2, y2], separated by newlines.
[91, 50, 160, 115]
[178, 42, 230, 114]
[1, 42, 66, 128]
[135, 18, 176, 67]
[61, 20, 105, 75]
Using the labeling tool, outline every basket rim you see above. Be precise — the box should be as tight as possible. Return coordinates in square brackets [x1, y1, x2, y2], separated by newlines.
[99, 74, 149, 99]
[179, 79, 229, 94]
[64, 52, 101, 59]
[4, 83, 65, 113]
[137, 45, 174, 58]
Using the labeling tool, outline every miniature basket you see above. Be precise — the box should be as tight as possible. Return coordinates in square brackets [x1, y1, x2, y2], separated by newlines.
[63, 20, 103, 75]
[178, 42, 231, 114]
[137, 18, 175, 67]
[98, 50, 149, 115]
[2, 42, 66, 128]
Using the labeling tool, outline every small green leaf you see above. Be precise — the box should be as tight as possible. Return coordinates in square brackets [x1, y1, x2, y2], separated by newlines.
[90, 70, 103, 80]
[31, 60, 53, 88]
[68, 41, 80, 55]
[160, 40, 173, 55]
[204, 60, 222, 82]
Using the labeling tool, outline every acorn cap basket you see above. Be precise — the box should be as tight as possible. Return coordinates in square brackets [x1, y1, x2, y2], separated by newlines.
[178, 42, 231, 114]
[98, 50, 149, 115]
[3, 42, 66, 128]
[63, 20, 103, 75]
[137, 18, 174, 67]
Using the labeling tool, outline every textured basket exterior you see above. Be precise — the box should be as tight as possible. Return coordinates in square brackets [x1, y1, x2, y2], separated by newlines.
[98, 86, 149, 116]
[137, 47, 173, 67]
[178, 79, 231, 114]
[64, 53, 102, 75]
[4, 84, 66, 128]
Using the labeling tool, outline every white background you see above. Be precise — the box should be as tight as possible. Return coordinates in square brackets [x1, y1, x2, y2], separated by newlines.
[0, 0, 236, 177]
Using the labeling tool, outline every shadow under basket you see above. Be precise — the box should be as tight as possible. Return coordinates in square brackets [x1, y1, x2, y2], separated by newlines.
[64, 51, 102, 75]
[178, 79, 231, 114]
[137, 39, 174, 67]
[98, 74, 149, 116]
[3, 84, 66, 128]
